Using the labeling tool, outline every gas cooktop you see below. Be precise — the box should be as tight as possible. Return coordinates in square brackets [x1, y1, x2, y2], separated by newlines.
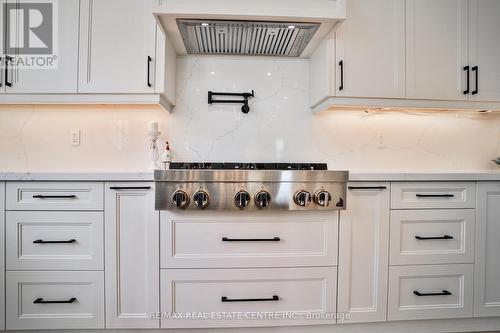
[168, 162, 328, 170]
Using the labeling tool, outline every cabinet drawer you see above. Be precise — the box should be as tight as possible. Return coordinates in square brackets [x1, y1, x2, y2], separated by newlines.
[390, 210, 475, 265]
[160, 267, 337, 328]
[6, 211, 103, 270]
[6, 271, 104, 330]
[161, 211, 338, 268]
[6, 182, 103, 211]
[391, 182, 475, 209]
[388, 265, 473, 321]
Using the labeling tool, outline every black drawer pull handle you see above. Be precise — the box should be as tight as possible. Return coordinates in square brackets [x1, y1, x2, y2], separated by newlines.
[415, 194, 454, 198]
[472, 66, 478, 95]
[221, 295, 279, 302]
[413, 290, 451, 297]
[32, 195, 77, 199]
[5, 55, 12, 87]
[33, 239, 77, 244]
[34, 297, 77, 304]
[147, 56, 152, 87]
[415, 235, 453, 240]
[348, 186, 387, 190]
[338, 60, 344, 91]
[109, 186, 151, 190]
[463, 65, 470, 94]
[222, 237, 280, 242]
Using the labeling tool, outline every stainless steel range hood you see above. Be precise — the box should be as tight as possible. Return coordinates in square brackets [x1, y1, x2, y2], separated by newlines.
[177, 19, 320, 57]
[153, 0, 346, 58]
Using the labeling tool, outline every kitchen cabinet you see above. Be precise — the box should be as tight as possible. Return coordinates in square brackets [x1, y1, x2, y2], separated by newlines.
[469, 0, 500, 101]
[105, 183, 159, 328]
[2, 0, 79, 93]
[335, 0, 405, 99]
[79, 0, 157, 94]
[0, 182, 5, 330]
[338, 183, 390, 323]
[475, 182, 500, 317]
[310, 0, 405, 107]
[406, 0, 469, 100]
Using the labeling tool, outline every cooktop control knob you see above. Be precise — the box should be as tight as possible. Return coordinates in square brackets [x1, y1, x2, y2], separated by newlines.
[234, 190, 251, 209]
[172, 189, 190, 209]
[255, 190, 272, 209]
[314, 190, 332, 207]
[193, 190, 209, 209]
[294, 190, 312, 207]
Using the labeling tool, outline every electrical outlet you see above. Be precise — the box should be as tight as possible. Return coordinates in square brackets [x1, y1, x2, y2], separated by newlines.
[70, 130, 81, 146]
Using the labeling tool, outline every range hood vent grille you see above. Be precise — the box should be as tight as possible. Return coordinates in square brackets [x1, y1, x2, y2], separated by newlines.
[177, 19, 320, 57]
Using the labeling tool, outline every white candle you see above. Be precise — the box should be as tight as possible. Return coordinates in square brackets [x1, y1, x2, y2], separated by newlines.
[148, 121, 159, 133]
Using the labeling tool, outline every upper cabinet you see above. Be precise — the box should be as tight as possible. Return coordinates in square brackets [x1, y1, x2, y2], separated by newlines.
[3, 0, 79, 94]
[311, 0, 500, 112]
[335, 0, 405, 99]
[0, 0, 175, 110]
[469, 0, 500, 101]
[310, 0, 405, 106]
[79, 0, 156, 94]
[406, 0, 469, 100]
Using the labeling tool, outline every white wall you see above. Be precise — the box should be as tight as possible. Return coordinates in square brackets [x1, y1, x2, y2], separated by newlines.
[1, 55, 500, 171]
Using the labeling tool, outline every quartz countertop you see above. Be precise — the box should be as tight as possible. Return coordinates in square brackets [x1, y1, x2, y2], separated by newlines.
[1, 170, 500, 182]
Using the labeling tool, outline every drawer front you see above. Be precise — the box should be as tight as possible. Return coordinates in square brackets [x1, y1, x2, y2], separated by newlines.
[6, 211, 103, 270]
[161, 211, 338, 268]
[6, 271, 104, 330]
[391, 182, 475, 209]
[390, 209, 475, 265]
[388, 265, 473, 321]
[160, 267, 337, 328]
[6, 182, 103, 211]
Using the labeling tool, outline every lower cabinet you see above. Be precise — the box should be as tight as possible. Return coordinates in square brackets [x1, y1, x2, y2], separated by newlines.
[105, 182, 159, 328]
[338, 183, 390, 323]
[160, 267, 337, 328]
[388, 264, 474, 321]
[6, 271, 104, 330]
[475, 182, 500, 317]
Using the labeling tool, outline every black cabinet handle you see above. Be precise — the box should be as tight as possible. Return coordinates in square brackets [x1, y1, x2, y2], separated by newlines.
[221, 295, 279, 302]
[33, 239, 77, 244]
[109, 186, 151, 190]
[0, 57, 2, 87]
[348, 186, 387, 190]
[147, 56, 152, 88]
[463, 66, 470, 94]
[413, 290, 451, 297]
[5, 56, 12, 87]
[416, 194, 454, 198]
[415, 235, 453, 240]
[338, 60, 344, 91]
[222, 237, 280, 242]
[34, 297, 77, 304]
[472, 66, 478, 95]
[32, 195, 77, 199]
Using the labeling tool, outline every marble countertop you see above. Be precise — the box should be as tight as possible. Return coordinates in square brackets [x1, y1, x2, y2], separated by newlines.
[1, 170, 500, 181]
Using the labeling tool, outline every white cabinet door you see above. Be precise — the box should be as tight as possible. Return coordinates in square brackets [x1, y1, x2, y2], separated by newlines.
[338, 183, 390, 323]
[469, 0, 500, 102]
[105, 183, 159, 328]
[79, 0, 156, 93]
[475, 182, 500, 317]
[335, 0, 405, 98]
[5, 0, 79, 93]
[0, 1, 4, 93]
[406, 0, 469, 100]
[309, 30, 335, 107]
[0, 182, 5, 330]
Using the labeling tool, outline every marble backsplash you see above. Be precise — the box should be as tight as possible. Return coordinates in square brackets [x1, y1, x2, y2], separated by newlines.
[1, 55, 500, 171]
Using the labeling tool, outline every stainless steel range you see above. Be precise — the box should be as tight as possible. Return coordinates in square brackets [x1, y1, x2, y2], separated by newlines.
[154, 163, 348, 211]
